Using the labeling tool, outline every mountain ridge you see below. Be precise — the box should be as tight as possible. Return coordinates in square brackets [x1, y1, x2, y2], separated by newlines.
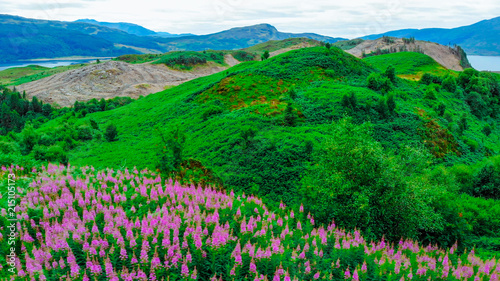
[75, 19, 196, 38]
[0, 14, 345, 63]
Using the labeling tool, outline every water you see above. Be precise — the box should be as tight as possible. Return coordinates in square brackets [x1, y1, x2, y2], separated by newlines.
[468, 56, 500, 72]
[0, 58, 111, 71]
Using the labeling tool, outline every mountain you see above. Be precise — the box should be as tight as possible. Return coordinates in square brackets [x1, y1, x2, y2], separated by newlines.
[75, 19, 195, 38]
[361, 17, 500, 56]
[0, 14, 345, 63]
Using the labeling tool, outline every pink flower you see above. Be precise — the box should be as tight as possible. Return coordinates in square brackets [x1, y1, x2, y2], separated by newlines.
[250, 259, 257, 273]
[181, 260, 189, 278]
[313, 272, 320, 279]
[344, 267, 351, 279]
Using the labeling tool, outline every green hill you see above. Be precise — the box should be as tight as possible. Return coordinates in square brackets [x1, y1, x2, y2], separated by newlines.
[2, 46, 500, 254]
[363, 52, 453, 80]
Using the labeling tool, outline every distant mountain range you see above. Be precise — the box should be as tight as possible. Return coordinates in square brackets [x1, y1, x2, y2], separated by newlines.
[74, 19, 195, 38]
[0, 14, 345, 63]
[362, 16, 500, 56]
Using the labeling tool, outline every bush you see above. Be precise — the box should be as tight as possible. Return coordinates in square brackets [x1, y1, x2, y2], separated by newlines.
[472, 163, 500, 199]
[420, 73, 442, 85]
[0, 140, 18, 154]
[20, 123, 39, 155]
[483, 124, 492, 136]
[367, 73, 392, 92]
[442, 75, 457, 93]
[104, 124, 118, 142]
[77, 125, 93, 141]
[33, 145, 68, 164]
[156, 126, 186, 176]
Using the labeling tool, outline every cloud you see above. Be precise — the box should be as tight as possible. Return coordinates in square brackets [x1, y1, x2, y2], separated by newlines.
[15, 2, 85, 11]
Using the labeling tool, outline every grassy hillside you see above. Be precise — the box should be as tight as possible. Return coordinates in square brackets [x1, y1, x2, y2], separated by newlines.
[2, 46, 500, 257]
[363, 52, 453, 80]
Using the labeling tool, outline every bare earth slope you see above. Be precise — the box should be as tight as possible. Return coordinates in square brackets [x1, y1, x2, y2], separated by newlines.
[15, 59, 230, 107]
[346, 38, 466, 71]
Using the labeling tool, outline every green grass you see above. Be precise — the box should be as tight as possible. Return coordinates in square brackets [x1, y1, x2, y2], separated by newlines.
[0, 63, 87, 86]
[363, 52, 454, 80]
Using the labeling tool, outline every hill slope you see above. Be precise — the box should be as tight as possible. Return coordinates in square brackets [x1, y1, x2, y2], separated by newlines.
[361, 17, 500, 56]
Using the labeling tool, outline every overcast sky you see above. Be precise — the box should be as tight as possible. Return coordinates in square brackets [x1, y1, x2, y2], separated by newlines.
[1, 0, 498, 38]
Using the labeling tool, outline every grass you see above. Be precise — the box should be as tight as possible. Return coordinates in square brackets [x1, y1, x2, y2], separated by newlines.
[363, 52, 454, 80]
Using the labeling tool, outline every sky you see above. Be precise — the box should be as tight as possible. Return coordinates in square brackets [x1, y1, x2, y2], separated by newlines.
[1, 0, 498, 38]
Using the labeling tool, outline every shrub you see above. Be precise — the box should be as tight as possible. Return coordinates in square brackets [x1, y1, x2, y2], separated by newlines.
[104, 124, 118, 142]
[483, 124, 492, 136]
[20, 123, 39, 155]
[156, 126, 186, 176]
[77, 125, 93, 141]
[33, 144, 68, 164]
[367, 73, 392, 92]
[384, 65, 396, 82]
[442, 75, 457, 93]
[472, 163, 500, 199]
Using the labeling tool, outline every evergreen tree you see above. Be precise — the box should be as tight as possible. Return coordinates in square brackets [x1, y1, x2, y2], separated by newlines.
[284, 102, 296, 127]
[261, 50, 270, 61]
[387, 94, 396, 114]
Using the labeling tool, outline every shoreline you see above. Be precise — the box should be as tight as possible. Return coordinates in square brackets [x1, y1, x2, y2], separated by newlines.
[24, 56, 114, 62]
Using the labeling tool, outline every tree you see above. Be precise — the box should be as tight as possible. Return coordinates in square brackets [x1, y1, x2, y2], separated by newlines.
[376, 97, 388, 118]
[284, 102, 296, 127]
[387, 93, 396, 114]
[99, 98, 106, 111]
[156, 126, 186, 176]
[437, 103, 446, 117]
[261, 50, 270, 61]
[20, 123, 39, 155]
[442, 75, 457, 93]
[104, 124, 118, 142]
[367, 73, 392, 93]
[384, 66, 396, 83]
[300, 118, 440, 241]
[42, 104, 52, 117]
[325, 42, 331, 50]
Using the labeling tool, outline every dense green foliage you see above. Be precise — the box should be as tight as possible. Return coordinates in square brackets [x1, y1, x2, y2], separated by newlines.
[153, 51, 226, 70]
[2, 47, 500, 258]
